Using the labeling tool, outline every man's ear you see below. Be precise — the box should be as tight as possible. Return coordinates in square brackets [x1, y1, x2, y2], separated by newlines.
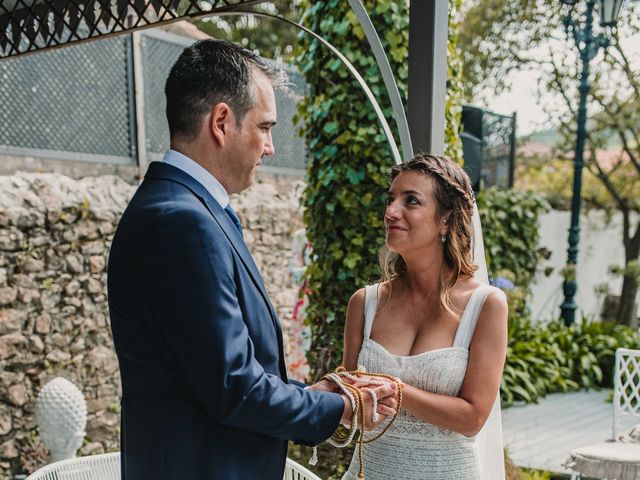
[210, 102, 233, 147]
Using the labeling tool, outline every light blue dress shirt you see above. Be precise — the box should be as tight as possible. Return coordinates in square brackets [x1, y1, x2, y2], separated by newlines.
[162, 149, 229, 209]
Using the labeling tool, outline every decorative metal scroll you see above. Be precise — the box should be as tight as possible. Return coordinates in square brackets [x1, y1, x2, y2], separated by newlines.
[1, 0, 411, 167]
[0, 0, 265, 59]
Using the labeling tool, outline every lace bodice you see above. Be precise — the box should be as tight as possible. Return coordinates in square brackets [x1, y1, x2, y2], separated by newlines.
[341, 284, 496, 480]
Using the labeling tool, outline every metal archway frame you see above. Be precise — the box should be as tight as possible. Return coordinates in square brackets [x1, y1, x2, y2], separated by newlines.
[0, 0, 267, 59]
[347, 0, 413, 163]
[215, 8, 408, 165]
[1, 0, 413, 163]
[1, 0, 455, 162]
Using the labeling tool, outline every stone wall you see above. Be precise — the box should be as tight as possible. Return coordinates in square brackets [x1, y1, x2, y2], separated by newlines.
[0, 172, 304, 478]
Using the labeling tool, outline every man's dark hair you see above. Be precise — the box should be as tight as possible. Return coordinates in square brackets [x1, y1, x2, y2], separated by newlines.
[165, 39, 285, 141]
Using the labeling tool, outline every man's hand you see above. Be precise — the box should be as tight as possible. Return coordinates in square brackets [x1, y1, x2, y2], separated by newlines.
[340, 382, 397, 430]
[306, 379, 339, 393]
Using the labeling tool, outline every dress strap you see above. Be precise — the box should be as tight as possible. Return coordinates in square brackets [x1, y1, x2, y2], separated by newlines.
[363, 284, 380, 339]
[453, 285, 501, 349]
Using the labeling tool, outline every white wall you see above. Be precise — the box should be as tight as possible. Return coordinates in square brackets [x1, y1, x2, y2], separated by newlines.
[529, 209, 639, 322]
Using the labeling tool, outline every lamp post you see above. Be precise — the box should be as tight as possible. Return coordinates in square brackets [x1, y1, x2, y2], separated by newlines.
[559, 0, 625, 325]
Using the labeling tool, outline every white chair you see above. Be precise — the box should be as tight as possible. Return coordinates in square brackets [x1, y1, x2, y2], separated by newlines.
[25, 452, 120, 480]
[613, 349, 640, 440]
[565, 348, 640, 480]
[284, 458, 322, 480]
[26, 452, 321, 480]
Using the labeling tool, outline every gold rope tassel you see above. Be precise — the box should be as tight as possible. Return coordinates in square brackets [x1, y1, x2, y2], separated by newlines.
[319, 367, 403, 480]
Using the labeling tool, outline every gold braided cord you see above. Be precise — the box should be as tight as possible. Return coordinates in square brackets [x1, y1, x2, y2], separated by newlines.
[322, 367, 403, 480]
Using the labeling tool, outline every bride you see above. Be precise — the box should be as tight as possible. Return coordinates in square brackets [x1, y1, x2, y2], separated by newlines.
[340, 153, 508, 480]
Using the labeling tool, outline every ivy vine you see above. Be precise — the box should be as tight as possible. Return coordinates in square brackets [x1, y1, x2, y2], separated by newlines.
[294, 0, 464, 379]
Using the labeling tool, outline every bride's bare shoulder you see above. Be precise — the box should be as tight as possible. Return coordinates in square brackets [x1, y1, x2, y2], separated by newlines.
[450, 277, 481, 304]
[375, 279, 396, 306]
[349, 280, 391, 307]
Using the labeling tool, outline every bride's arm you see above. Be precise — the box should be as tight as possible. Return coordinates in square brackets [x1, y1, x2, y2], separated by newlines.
[401, 291, 508, 437]
[342, 288, 367, 371]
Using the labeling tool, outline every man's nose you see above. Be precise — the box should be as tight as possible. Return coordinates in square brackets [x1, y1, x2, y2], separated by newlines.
[263, 132, 275, 157]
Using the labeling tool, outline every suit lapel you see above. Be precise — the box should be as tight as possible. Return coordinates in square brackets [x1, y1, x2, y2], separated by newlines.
[200, 195, 282, 329]
[145, 162, 286, 375]
[199, 197, 288, 378]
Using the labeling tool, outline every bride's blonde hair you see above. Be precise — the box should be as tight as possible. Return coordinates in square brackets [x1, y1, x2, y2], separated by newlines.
[379, 153, 478, 315]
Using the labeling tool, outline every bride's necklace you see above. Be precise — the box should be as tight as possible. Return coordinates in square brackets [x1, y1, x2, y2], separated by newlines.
[310, 367, 403, 479]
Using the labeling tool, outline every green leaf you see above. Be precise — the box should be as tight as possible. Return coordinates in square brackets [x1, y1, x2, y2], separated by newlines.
[322, 121, 339, 135]
[346, 169, 366, 185]
[511, 385, 533, 403]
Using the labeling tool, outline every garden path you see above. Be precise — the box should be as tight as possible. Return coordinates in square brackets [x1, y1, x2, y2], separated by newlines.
[502, 389, 614, 473]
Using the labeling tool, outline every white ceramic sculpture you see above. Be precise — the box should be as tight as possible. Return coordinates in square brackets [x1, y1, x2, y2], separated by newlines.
[35, 377, 87, 462]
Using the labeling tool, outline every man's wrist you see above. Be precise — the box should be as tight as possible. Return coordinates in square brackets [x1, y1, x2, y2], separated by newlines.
[340, 394, 352, 425]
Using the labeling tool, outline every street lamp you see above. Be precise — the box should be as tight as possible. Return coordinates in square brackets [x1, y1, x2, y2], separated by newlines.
[599, 0, 626, 26]
[559, 0, 625, 325]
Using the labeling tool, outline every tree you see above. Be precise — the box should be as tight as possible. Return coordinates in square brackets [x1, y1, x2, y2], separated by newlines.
[459, 0, 640, 326]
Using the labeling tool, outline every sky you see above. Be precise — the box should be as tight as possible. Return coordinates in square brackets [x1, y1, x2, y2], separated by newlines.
[487, 70, 549, 136]
[478, 31, 640, 137]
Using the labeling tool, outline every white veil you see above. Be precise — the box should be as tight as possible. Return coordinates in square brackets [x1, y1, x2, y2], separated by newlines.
[472, 205, 506, 480]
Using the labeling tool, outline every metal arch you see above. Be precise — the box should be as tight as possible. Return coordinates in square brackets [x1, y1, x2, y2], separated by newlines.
[214, 9, 403, 166]
[1, 0, 411, 165]
[0, 0, 268, 60]
[347, 0, 413, 164]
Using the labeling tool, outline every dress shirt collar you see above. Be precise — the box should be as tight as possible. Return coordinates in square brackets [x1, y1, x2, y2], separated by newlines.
[162, 149, 229, 208]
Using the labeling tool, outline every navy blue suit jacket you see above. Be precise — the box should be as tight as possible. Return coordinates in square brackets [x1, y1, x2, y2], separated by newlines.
[107, 162, 343, 480]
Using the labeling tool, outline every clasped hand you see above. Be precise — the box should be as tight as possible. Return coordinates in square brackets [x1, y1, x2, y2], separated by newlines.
[308, 376, 399, 430]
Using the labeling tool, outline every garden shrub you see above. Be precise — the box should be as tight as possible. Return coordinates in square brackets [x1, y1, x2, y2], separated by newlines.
[501, 316, 640, 405]
[476, 187, 550, 291]
[474, 188, 640, 405]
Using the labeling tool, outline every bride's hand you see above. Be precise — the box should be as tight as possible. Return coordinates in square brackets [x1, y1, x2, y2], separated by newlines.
[349, 375, 405, 391]
[363, 382, 398, 430]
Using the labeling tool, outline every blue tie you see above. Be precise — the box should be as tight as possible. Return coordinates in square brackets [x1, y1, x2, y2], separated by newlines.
[224, 205, 243, 236]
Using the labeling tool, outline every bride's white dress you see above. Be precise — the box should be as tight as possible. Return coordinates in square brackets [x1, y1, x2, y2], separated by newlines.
[342, 283, 499, 480]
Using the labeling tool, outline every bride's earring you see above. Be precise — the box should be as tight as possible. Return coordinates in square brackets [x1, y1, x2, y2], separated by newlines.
[441, 234, 447, 243]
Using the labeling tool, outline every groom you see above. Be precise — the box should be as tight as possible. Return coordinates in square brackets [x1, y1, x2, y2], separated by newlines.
[107, 39, 396, 480]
